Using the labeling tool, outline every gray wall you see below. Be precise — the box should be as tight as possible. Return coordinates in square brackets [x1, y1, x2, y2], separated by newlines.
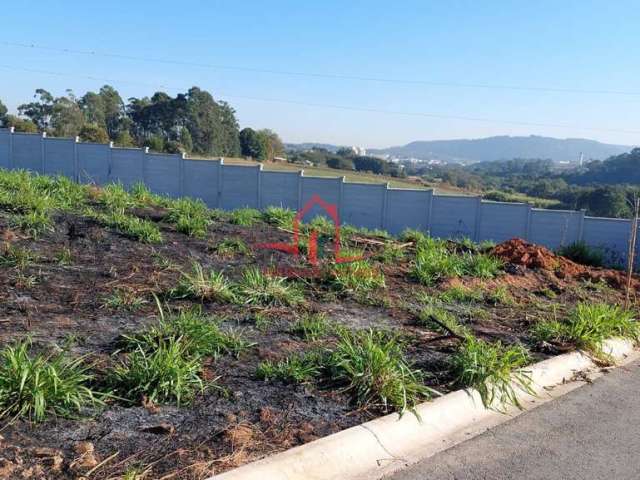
[0, 128, 637, 267]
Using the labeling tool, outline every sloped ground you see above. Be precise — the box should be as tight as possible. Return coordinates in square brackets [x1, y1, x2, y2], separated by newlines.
[0, 176, 637, 479]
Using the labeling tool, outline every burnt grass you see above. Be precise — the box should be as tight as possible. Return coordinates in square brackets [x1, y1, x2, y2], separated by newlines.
[0, 207, 636, 479]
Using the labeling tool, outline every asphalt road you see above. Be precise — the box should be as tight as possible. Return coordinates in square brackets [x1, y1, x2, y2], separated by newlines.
[387, 359, 640, 480]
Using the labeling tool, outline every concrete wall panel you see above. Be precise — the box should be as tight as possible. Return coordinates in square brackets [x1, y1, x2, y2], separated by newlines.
[183, 159, 220, 208]
[260, 171, 299, 210]
[478, 202, 529, 243]
[342, 183, 385, 230]
[77, 143, 110, 184]
[221, 165, 260, 209]
[12, 133, 42, 172]
[144, 153, 181, 197]
[110, 148, 144, 187]
[430, 195, 477, 239]
[43, 138, 76, 178]
[300, 177, 342, 222]
[529, 209, 582, 250]
[384, 189, 432, 235]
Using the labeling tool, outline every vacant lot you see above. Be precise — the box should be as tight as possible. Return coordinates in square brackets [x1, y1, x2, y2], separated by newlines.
[0, 169, 637, 479]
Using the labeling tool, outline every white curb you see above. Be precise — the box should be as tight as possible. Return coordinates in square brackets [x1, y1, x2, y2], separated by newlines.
[211, 339, 637, 480]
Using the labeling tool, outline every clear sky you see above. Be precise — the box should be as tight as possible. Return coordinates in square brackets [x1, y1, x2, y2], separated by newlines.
[1, 0, 638, 148]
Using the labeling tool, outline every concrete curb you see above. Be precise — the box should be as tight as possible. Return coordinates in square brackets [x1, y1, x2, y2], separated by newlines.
[211, 339, 636, 480]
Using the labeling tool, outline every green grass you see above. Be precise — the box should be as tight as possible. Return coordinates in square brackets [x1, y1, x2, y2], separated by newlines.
[256, 351, 323, 383]
[0, 340, 103, 422]
[485, 285, 515, 306]
[170, 263, 236, 303]
[229, 208, 262, 226]
[290, 313, 332, 341]
[557, 241, 605, 267]
[101, 289, 147, 311]
[236, 267, 305, 307]
[262, 206, 296, 229]
[90, 210, 163, 243]
[0, 244, 36, 269]
[439, 285, 484, 304]
[418, 301, 469, 337]
[212, 238, 250, 258]
[108, 337, 205, 406]
[329, 259, 386, 294]
[374, 241, 406, 264]
[464, 253, 504, 279]
[165, 198, 211, 238]
[531, 303, 639, 358]
[123, 309, 251, 359]
[54, 247, 73, 265]
[451, 335, 532, 409]
[9, 210, 54, 237]
[327, 329, 437, 414]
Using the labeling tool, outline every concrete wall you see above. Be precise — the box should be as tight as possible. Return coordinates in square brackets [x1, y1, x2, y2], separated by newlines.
[0, 127, 636, 267]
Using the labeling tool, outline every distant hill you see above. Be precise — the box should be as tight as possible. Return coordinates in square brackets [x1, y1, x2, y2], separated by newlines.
[367, 135, 632, 163]
[285, 142, 344, 153]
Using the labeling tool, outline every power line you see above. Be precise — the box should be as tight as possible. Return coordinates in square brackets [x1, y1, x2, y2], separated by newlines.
[1, 63, 639, 136]
[2, 40, 640, 97]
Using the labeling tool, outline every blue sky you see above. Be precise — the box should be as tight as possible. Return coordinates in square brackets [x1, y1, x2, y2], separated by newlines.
[1, 0, 638, 147]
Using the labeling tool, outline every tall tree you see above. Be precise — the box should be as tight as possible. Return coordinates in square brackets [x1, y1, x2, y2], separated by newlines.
[0, 99, 7, 126]
[51, 90, 85, 137]
[239, 127, 265, 159]
[18, 89, 55, 130]
[256, 129, 284, 161]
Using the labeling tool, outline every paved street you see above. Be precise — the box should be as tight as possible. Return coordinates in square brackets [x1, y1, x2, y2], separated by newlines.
[387, 360, 640, 480]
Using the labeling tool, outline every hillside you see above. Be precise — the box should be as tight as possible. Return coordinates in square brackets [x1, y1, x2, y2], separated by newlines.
[368, 135, 632, 163]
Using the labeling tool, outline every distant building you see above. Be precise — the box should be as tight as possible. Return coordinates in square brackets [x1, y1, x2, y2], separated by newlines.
[349, 146, 367, 156]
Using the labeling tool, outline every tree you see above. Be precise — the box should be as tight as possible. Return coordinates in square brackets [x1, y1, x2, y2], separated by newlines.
[179, 128, 193, 153]
[577, 187, 631, 218]
[79, 124, 109, 143]
[0, 99, 7, 126]
[239, 127, 265, 159]
[256, 129, 284, 161]
[3, 115, 38, 133]
[51, 91, 85, 137]
[114, 130, 135, 147]
[326, 156, 354, 170]
[18, 89, 55, 131]
[80, 85, 126, 140]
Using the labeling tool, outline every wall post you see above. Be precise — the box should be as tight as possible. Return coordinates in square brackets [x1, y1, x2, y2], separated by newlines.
[381, 183, 389, 231]
[179, 153, 186, 198]
[108, 141, 114, 182]
[338, 176, 345, 224]
[473, 196, 483, 242]
[297, 170, 304, 211]
[577, 209, 586, 242]
[217, 158, 224, 209]
[73, 136, 80, 182]
[524, 204, 533, 240]
[8, 127, 14, 169]
[257, 164, 264, 209]
[425, 189, 434, 235]
[40, 132, 47, 173]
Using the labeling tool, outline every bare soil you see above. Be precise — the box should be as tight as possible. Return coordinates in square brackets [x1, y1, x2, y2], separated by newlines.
[0, 212, 637, 479]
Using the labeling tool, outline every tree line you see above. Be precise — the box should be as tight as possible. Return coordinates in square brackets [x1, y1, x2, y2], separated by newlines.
[0, 86, 283, 160]
[288, 147, 405, 178]
[406, 153, 640, 219]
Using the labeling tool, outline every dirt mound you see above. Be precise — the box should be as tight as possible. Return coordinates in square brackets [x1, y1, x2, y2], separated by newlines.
[492, 238, 639, 291]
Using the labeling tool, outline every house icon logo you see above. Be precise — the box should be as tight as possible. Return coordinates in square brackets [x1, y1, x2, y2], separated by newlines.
[257, 194, 363, 274]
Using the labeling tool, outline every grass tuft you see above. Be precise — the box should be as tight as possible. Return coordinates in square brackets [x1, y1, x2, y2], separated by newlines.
[236, 267, 304, 307]
[171, 263, 236, 303]
[165, 198, 211, 238]
[290, 313, 332, 341]
[0, 340, 103, 422]
[558, 241, 605, 267]
[229, 208, 262, 226]
[256, 351, 323, 383]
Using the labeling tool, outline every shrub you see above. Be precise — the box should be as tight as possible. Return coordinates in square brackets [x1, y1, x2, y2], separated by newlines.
[0, 340, 103, 422]
[411, 238, 464, 285]
[171, 263, 236, 303]
[328, 329, 437, 414]
[329, 256, 385, 294]
[108, 338, 205, 406]
[558, 241, 604, 267]
[439, 285, 484, 304]
[463, 253, 503, 279]
[10, 210, 54, 237]
[418, 302, 469, 337]
[91, 210, 163, 243]
[236, 267, 304, 307]
[101, 289, 147, 311]
[165, 198, 211, 238]
[0, 244, 36, 269]
[451, 336, 532, 409]
[229, 208, 262, 226]
[531, 303, 639, 357]
[291, 313, 332, 341]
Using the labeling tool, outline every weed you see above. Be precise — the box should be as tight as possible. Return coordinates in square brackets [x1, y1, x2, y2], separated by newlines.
[236, 267, 304, 307]
[91, 210, 163, 243]
[253, 311, 273, 332]
[212, 238, 250, 258]
[291, 313, 332, 341]
[399, 228, 428, 244]
[485, 285, 515, 306]
[108, 338, 205, 406]
[14, 273, 38, 288]
[102, 289, 147, 311]
[418, 302, 469, 337]
[0, 340, 103, 422]
[531, 303, 639, 358]
[124, 309, 252, 359]
[166, 198, 211, 238]
[229, 208, 262, 226]
[256, 351, 323, 383]
[439, 285, 484, 304]
[463, 253, 503, 279]
[329, 260, 386, 294]
[10, 210, 54, 237]
[558, 241, 604, 267]
[0, 244, 36, 269]
[54, 247, 73, 265]
[411, 237, 464, 285]
[375, 242, 405, 264]
[451, 335, 532, 409]
[171, 263, 236, 303]
[328, 329, 437, 414]
[262, 206, 295, 229]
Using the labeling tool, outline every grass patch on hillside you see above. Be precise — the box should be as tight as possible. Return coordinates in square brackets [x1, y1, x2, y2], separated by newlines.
[256, 351, 323, 384]
[262, 206, 295, 229]
[236, 267, 304, 307]
[211, 238, 250, 258]
[0, 340, 103, 422]
[165, 198, 211, 238]
[557, 241, 605, 267]
[452, 335, 532, 409]
[170, 263, 236, 303]
[290, 313, 332, 341]
[229, 208, 262, 226]
[531, 303, 639, 358]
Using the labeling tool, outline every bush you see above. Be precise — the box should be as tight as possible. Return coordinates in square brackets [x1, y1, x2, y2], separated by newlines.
[0, 340, 103, 422]
[212, 238, 250, 258]
[166, 198, 211, 238]
[557, 241, 604, 267]
[452, 336, 532, 409]
[262, 206, 295, 229]
[291, 313, 332, 341]
[229, 208, 262, 226]
[256, 351, 323, 383]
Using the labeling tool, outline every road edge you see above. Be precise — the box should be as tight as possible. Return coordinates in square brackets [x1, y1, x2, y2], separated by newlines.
[211, 339, 637, 480]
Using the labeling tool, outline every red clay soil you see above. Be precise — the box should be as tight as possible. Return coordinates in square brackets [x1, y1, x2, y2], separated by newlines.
[492, 238, 640, 291]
